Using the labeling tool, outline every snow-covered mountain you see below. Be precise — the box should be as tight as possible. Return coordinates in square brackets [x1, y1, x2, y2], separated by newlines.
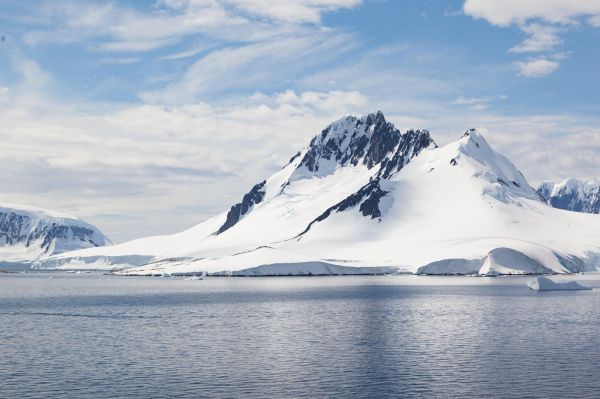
[0, 203, 111, 263]
[537, 178, 600, 214]
[39, 112, 600, 275]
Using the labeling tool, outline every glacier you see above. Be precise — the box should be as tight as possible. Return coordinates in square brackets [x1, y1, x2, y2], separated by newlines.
[35, 111, 600, 276]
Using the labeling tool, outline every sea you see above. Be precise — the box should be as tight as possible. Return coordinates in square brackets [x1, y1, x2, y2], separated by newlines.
[1, 271, 599, 398]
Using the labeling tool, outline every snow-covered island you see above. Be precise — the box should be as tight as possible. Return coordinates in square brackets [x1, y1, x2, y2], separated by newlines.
[0, 203, 111, 265]
[15, 111, 600, 276]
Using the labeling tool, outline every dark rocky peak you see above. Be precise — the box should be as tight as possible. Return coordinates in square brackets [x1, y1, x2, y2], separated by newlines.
[462, 128, 477, 138]
[377, 129, 436, 179]
[297, 111, 436, 176]
[298, 111, 399, 173]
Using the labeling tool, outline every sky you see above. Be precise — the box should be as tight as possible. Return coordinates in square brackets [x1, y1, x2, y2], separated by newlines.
[0, 0, 599, 242]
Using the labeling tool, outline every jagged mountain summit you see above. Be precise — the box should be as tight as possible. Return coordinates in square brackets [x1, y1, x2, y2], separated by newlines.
[40, 112, 600, 275]
[0, 203, 111, 263]
[538, 178, 600, 214]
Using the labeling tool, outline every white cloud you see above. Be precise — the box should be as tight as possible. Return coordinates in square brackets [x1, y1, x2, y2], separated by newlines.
[515, 58, 560, 77]
[142, 30, 357, 104]
[22, 1, 246, 51]
[463, 0, 600, 26]
[509, 23, 563, 53]
[463, 0, 600, 77]
[453, 95, 507, 110]
[20, 1, 363, 53]
[221, 0, 362, 23]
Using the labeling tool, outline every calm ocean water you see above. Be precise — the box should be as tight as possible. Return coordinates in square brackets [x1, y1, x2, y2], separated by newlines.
[1, 272, 600, 398]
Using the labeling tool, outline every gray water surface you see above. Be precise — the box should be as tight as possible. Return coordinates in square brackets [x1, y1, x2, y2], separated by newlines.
[1, 273, 600, 398]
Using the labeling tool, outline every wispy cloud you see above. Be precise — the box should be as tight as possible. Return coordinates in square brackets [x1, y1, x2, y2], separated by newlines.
[217, 0, 362, 23]
[142, 30, 359, 104]
[453, 95, 507, 110]
[18, 0, 363, 53]
[509, 23, 563, 53]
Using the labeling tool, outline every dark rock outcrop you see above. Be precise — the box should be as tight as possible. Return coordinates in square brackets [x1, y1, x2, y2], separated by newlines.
[537, 179, 600, 214]
[217, 181, 267, 234]
[0, 208, 109, 256]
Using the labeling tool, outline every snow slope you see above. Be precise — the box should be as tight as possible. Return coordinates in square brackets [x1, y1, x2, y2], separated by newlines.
[0, 202, 112, 263]
[538, 178, 600, 214]
[39, 112, 600, 275]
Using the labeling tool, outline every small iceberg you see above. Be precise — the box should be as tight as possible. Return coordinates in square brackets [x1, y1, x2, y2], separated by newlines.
[527, 276, 592, 291]
[185, 272, 207, 281]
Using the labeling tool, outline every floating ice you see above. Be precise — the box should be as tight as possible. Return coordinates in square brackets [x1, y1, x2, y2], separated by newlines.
[527, 276, 592, 291]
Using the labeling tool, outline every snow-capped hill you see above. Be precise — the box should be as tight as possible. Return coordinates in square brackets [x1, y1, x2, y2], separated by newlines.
[0, 202, 111, 263]
[451, 129, 539, 202]
[298, 128, 539, 238]
[215, 111, 436, 236]
[40, 112, 600, 276]
[284, 129, 599, 275]
[537, 178, 600, 214]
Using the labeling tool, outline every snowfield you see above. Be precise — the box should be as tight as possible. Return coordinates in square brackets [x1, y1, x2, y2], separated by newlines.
[36, 112, 600, 276]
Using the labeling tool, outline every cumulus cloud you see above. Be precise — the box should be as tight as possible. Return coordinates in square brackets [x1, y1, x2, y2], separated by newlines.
[463, 0, 600, 26]
[515, 58, 560, 77]
[463, 0, 600, 77]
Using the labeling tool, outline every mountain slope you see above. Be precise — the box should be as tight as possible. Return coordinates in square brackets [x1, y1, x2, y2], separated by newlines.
[538, 178, 600, 214]
[39, 113, 600, 275]
[0, 203, 112, 263]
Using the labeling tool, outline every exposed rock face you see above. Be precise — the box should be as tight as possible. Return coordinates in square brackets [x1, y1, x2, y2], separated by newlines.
[0, 204, 111, 259]
[298, 179, 389, 237]
[217, 181, 267, 234]
[297, 111, 436, 175]
[377, 129, 435, 179]
[538, 178, 600, 214]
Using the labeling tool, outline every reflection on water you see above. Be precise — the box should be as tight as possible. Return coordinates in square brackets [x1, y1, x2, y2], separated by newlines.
[1, 273, 599, 398]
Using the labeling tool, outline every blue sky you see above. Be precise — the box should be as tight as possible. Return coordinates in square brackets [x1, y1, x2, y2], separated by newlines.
[1, 0, 599, 241]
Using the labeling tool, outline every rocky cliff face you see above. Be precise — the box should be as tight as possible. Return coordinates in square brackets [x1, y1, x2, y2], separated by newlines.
[538, 178, 600, 214]
[0, 203, 111, 261]
[296, 111, 436, 176]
